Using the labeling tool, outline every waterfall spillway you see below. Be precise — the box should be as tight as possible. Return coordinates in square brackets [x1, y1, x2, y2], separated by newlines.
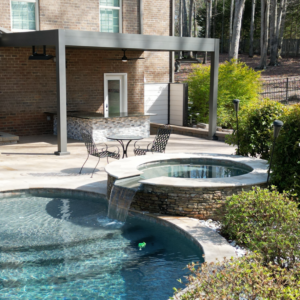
[107, 176, 141, 222]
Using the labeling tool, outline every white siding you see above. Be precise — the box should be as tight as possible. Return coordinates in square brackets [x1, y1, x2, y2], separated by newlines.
[170, 84, 184, 126]
[144, 83, 168, 124]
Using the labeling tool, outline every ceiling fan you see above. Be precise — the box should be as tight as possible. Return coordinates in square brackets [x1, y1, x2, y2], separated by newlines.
[108, 49, 145, 62]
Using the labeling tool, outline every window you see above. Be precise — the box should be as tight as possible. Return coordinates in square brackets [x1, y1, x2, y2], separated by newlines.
[11, 0, 39, 31]
[99, 0, 122, 33]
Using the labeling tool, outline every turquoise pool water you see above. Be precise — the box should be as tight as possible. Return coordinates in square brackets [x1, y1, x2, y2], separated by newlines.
[0, 192, 203, 299]
[138, 159, 251, 180]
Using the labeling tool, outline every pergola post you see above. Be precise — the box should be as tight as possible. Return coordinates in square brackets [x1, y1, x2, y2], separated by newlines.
[54, 30, 69, 155]
[208, 39, 219, 139]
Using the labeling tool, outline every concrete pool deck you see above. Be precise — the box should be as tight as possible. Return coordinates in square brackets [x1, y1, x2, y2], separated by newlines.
[0, 134, 238, 263]
[0, 134, 236, 194]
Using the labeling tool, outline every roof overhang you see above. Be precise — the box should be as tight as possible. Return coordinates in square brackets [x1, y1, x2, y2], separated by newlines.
[0, 29, 218, 52]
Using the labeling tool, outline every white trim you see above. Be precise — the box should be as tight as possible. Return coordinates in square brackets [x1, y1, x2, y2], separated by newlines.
[104, 73, 128, 117]
[10, 0, 39, 32]
[99, 0, 122, 33]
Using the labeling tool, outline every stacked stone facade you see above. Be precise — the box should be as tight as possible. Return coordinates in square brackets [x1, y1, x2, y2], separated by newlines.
[107, 174, 267, 220]
[0, 0, 171, 136]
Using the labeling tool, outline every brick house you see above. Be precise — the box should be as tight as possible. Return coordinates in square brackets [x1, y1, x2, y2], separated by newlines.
[0, 0, 219, 154]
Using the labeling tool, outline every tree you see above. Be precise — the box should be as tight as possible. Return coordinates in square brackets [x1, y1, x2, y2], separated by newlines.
[228, 0, 234, 55]
[257, 0, 270, 69]
[189, 0, 195, 57]
[203, 0, 212, 63]
[194, 1, 198, 38]
[269, 0, 278, 65]
[179, 0, 183, 59]
[249, 0, 256, 57]
[277, 0, 287, 58]
[229, 0, 246, 60]
[183, 0, 188, 36]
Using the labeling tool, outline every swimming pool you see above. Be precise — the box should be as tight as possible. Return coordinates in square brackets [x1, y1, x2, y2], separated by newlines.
[0, 191, 203, 299]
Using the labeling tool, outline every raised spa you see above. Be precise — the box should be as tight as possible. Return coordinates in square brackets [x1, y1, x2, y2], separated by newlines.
[106, 153, 269, 220]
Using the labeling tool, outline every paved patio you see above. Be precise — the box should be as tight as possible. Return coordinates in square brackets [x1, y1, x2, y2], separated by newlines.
[0, 134, 235, 195]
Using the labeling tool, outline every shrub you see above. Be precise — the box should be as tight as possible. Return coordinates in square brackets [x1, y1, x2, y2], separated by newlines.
[186, 59, 262, 128]
[271, 104, 300, 198]
[174, 255, 300, 300]
[221, 187, 300, 268]
[225, 99, 287, 159]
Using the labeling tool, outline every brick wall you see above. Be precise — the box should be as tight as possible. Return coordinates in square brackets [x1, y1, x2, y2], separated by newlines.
[143, 0, 171, 83]
[0, 0, 10, 31]
[0, 47, 144, 136]
[123, 0, 140, 34]
[0, 0, 172, 135]
[0, 0, 146, 33]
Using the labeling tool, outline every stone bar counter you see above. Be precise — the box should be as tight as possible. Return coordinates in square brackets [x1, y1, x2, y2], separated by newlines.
[46, 111, 152, 143]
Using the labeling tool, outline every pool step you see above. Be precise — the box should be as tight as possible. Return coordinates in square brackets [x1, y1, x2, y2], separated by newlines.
[0, 232, 165, 286]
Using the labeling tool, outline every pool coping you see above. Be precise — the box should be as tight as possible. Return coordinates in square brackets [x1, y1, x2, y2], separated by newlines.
[0, 187, 237, 264]
[105, 153, 269, 188]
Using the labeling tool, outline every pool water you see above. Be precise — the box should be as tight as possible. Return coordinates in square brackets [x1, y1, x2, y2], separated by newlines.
[139, 160, 250, 180]
[0, 193, 203, 299]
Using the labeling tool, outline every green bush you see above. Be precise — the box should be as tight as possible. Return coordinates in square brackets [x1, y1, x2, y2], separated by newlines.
[174, 255, 300, 300]
[186, 59, 262, 128]
[221, 187, 300, 268]
[271, 104, 300, 198]
[225, 99, 287, 159]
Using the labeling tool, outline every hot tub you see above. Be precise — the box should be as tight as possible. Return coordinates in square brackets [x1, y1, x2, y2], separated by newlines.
[105, 153, 268, 220]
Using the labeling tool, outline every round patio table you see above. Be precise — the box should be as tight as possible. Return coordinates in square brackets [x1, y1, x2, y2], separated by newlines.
[106, 135, 143, 159]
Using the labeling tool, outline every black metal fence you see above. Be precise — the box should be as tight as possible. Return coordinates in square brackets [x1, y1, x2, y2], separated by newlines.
[260, 77, 300, 104]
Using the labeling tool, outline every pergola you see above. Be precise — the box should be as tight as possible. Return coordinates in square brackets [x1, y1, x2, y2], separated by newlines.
[0, 29, 219, 155]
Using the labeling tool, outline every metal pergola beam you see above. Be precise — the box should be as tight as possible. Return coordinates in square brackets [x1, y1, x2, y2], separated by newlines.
[54, 30, 69, 155]
[209, 40, 219, 139]
[0, 29, 220, 155]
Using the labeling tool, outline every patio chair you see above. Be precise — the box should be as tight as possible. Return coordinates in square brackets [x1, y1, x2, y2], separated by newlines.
[79, 130, 120, 178]
[134, 126, 171, 156]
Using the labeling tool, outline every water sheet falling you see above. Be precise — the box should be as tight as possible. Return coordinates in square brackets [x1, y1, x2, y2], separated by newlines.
[107, 176, 141, 222]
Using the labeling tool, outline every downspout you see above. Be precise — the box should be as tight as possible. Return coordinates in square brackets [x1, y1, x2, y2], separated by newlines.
[170, 0, 175, 83]
[140, 0, 143, 34]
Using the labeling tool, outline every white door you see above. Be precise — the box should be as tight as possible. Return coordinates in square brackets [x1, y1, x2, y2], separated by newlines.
[104, 73, 127, 117]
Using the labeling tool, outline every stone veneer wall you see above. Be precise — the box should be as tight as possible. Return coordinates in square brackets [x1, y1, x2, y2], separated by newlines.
[107, 174, 266, 220]
[54, 116, 150, 143]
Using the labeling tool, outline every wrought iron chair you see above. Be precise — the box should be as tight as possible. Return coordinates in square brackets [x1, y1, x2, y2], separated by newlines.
[79, 130, 120, 178]
[134, 126, 171, 156]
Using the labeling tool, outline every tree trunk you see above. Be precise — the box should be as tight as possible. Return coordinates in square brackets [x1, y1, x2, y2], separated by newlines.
[213, 0, 218, 38]
[194, 1, 198, 58]
[179, 0, 183, 59]
[258, 0, 270, 69]
[221, 0, 225, 52]
[189, 0, 195, 58]
[203, 0, 212, 64]
[269, 0, 278, 65]
[183, 0, 188, 37]
[194, 1, 197, 38]
[249, 0, 256, 57]
[229, 0, 235, 56]
[229, 0, 246, 60]
[277, 1, 287, 59]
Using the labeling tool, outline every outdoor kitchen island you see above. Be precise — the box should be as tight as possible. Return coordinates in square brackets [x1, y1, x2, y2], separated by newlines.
[46, 112, 152, 143]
